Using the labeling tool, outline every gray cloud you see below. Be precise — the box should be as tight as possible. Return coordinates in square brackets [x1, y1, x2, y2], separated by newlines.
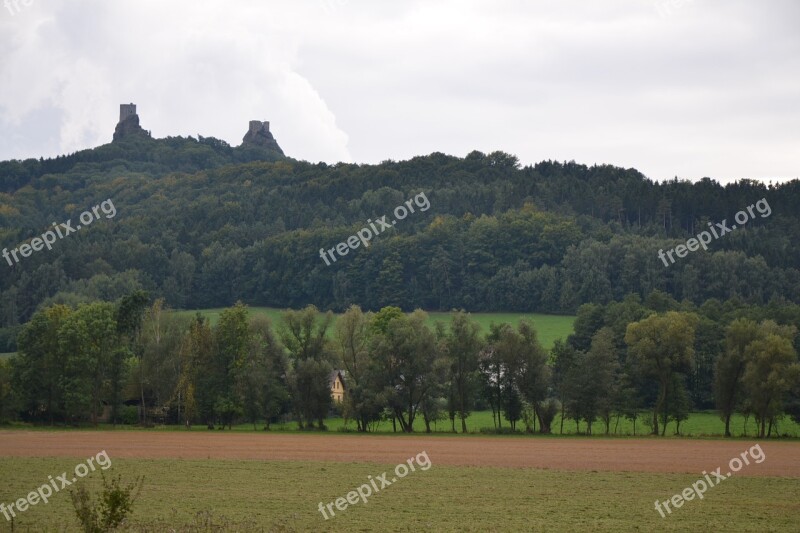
[0, 0, 797, 183]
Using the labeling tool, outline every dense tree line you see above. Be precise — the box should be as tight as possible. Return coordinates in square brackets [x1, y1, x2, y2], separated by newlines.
[0, 132, 284, 193]
[3, 293, 799, 437]
[1, 141, 800, 351]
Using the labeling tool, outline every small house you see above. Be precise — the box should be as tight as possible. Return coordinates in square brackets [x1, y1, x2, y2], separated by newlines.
[329, 370, 346, 403]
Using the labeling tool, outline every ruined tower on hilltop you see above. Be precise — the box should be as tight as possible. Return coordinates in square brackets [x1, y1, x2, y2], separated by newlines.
[113, 103, 150, 142]
[119, 103, 137, 123]
[250, 120, 268, 136]
[241, 120, 284, 155]
[110, 104, 283, 155]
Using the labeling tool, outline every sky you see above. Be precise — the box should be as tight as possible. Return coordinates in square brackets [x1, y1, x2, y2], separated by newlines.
[0, 0, 798, 184]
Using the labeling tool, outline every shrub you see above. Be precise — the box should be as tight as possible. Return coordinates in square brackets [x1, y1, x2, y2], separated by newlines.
[120, 406, 139, 425]
[71, 474, 144, 532]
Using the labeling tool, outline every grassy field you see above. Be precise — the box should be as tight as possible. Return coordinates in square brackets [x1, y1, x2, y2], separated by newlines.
[0, 353, 14, 360]
[317, 411, 800, 438]
[173, 307, 575, 349]
[7, 411, 800, 439]
[0, 456, 796, 531]
[218, 410, 800, 438]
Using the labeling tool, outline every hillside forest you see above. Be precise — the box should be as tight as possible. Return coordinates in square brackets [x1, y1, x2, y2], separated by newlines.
[1, 132, 799, 436]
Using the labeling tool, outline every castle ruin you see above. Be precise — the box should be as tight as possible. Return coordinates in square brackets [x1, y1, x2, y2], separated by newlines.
[249, 120, 270, 136]
[119, 103, 137, 124]
[242, 120, 283, 154]
[113, 102, 149, 141]
[112, 104, 283, 154]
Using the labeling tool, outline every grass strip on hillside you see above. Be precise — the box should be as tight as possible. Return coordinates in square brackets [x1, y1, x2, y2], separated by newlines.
[172, 307, 576, 348]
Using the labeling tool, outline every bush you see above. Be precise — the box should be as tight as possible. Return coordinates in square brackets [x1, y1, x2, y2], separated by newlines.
[120, 406, 139, 425]
[71, 474, 144, 532]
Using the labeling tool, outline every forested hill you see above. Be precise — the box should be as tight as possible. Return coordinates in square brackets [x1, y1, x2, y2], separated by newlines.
[0, 132, 286, 193]
[1, 140, 799, 350]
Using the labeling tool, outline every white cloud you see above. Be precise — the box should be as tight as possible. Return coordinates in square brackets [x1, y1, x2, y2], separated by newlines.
[0, 0, 351, 162]
[0, 0, 798, 182]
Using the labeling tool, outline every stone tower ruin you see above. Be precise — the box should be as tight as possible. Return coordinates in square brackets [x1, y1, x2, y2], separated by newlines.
[242, 120, 283, 154]
[113, 103, 150, 141]
[249, 120, 270, 135]
[119, 103, 137, 124]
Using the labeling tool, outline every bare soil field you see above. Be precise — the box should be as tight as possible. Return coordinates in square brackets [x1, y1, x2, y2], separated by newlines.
[1, 431, 798, 477]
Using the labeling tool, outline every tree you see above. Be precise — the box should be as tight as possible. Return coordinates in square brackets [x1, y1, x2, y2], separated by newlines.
[551, 339, 579, 434]
[371, 309, 438, 433]
[503, 388, 523, 430]
[241, 315, 288, 430]
[487, 321, 550, 432]
[59, 303, 119, 425]
[616, 363, 645, 435]
[376, 252, 408, 308]
[116, 291, 150, 425]
[139, 300, 186, 425]
[625, 312, 698, 436]
[581, 328, 619, 435]
[516, 321, 553, 433]
[419, 388, 447, 433]
[135, 299, 186, 426]
[665, 374, 692, 435]
[563, 351, 587, 433]
[569, 304, 605, 352]
[478, 326, 505, 429]
[213, 302, 250, 428]
[742, 333, 800, 438]
[174, 334, 197, 428]
[280, 306, 335, 429]
[14, 305, 72, 423]
[183, 314, 215, 428]
[442, 311, 482, 432]
[334, 306, 382, 432]
[238, 318, 270, 430]
[371, 306, 405, 433]
[107, 347, 129, 426]
[535, 398, 560, 436]
[488, 324, 525, 430]
[714, 318, 760, 437]
[786, 370, 800, 426]
[0, 358, 15, 423]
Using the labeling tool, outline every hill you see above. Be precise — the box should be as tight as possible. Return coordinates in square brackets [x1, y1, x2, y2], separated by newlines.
[1, 120, 800, 351]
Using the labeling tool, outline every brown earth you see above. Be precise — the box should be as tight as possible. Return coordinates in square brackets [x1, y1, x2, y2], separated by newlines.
[0, 431, 798, 477]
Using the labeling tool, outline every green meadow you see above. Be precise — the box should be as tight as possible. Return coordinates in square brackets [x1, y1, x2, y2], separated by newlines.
[173, 307, 576, 349]
[7, 411, 799, 439]
[196, 410, 800, 438]
[320, 411, 800, 438]
[0, 456, 796, 531]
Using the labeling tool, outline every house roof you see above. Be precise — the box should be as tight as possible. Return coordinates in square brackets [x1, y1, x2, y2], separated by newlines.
[329, 369, 346, 389]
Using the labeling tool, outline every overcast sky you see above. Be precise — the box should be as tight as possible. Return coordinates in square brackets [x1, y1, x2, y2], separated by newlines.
[0, 0, 798, 183]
